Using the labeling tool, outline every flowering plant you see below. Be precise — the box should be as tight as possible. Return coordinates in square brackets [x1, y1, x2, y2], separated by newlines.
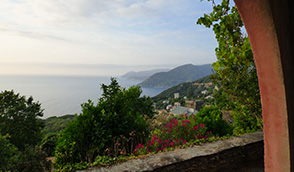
[133, 114, 213, 156]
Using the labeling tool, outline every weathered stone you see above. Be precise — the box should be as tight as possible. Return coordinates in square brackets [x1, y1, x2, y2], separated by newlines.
[77, 131, 264, 172]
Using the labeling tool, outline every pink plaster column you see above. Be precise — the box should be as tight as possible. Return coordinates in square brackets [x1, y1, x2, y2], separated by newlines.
[234, 0, 291, 171]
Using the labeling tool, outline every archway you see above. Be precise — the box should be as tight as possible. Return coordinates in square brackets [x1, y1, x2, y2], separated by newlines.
[234, 0, 294, 171]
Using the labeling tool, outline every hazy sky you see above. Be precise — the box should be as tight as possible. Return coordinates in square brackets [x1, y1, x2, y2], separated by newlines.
[0, 0, 218, 76]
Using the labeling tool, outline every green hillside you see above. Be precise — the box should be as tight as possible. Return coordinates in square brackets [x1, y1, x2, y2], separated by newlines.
[42, 114, 76, 135]
[152, 75, 213, 101]
[139, 64, 212, 88]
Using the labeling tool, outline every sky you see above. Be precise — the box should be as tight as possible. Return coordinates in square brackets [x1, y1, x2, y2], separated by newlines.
[0, 0, 218, 76]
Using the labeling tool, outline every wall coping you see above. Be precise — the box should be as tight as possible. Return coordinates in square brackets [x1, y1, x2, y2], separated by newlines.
[77, 131, 264, 172]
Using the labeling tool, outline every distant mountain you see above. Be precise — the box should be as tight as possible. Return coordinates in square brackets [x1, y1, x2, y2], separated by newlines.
[138, 64, 213, 88]
[121, 69, 169, 81]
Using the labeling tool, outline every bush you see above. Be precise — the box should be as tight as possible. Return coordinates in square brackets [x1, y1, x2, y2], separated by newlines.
[0, 90, 44, 151]
[232, 107, 262, 134]
[0, 134, 19, 171]
[54, 78, 152, 170]
[41, 133, 59, 157]
[195, 106, 233, 137]
[13, 145, 51, 172]
[0, 90, 50, 171]
[133, 114, 212, 156]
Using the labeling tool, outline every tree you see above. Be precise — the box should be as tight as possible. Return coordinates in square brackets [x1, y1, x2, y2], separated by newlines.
[0, 133, 19, 171]
[0, 90, 44, 150]
[197, 0, 262, 133]
[54, 78, 152, 170]
[0, 90, 51, 172]
[99, 77, 154, 118]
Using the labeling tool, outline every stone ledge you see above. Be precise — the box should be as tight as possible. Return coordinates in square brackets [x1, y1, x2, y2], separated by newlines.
[77, 131, 264, 172]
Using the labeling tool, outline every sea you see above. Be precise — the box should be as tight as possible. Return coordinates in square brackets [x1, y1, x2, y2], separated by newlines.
[0, 75, 166, 119]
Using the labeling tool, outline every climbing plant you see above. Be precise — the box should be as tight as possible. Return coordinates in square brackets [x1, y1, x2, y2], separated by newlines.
[197, 0, 262, 133]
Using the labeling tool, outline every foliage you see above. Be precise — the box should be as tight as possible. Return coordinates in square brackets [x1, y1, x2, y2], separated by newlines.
[54, 78, 152, 171]
[41, 133, 59, 157]
[99, 78, 154, 118]
[195, 106, 233, 137]
[139, 64, 212, 88]
[197, 0, 262, 133]
[0, 90, 45, 150]
[133, 114, 212, 156]
[0, 90, 52, 171]
[41, 115, 75, 157]
[13, 145, 51, 172]
[147, 112, 177, 132]
[42, 114, 75, 135]
[152, 75, 212, 102]
[0, 134, 19, 171]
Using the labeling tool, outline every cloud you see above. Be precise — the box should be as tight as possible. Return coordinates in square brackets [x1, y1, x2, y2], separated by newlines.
[0, 25, 68, 41]
[0, 0, 217, 76]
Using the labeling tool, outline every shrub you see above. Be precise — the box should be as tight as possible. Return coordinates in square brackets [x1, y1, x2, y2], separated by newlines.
[54, 78, 152, 170]
[195, 106, 233, 137]
[147, 112, 176, 132]
[134, 114, 212, 156]
[14, 145, 51, 172]
[0, 134, 19, 171]
[0, 90, 44, 151]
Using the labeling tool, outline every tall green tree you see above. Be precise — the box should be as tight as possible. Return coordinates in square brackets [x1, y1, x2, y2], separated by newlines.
[54, 78, 152, 170]
[0, 90, 51, 172]
[0, 90, 44, 150]
[197, 0, 262, 133]
[0, 133, 19, 170]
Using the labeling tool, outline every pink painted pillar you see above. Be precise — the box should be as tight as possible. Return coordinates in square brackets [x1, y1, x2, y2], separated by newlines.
[234, 0, 293, 171]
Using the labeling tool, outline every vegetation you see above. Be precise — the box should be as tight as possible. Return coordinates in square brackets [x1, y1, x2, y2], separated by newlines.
[195, 106, 233, 137]
[39, 115, 76, 157]
[0, 1, 265, 170]
[0, 134, 18, 170]
[54, 78, 153, 171]
[42, 114, 75, 135]
[133, 111, 232, 156]
[139, 64, 212, 88]
[153, 75, 212, 101]
[152, 75, 214, 110]
[0, 90, 51, 172]
[197, 0, 262, 134]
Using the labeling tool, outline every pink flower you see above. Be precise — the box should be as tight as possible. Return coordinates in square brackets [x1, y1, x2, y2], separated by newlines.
[200, 124, 205, 128]
[193, 126, 199, 130]
[170, 142, 174, 147]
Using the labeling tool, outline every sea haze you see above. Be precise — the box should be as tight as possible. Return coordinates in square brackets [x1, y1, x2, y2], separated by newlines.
[0, 75, 166, 118]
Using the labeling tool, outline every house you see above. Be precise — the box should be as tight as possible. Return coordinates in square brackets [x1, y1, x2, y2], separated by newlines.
[185, 100, 204, 111]
[174, 92, 180, 99]
[201, 90, 208, 94]
[174, 102, 181, 107]
[166, 104, 173, 111]
[205, 95, 213, 99]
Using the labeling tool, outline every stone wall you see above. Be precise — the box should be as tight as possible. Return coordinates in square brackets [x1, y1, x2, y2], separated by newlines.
[77, 131, 264, 172]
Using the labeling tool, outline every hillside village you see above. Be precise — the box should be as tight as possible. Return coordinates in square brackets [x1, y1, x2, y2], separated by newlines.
[152, 78, 218, 116]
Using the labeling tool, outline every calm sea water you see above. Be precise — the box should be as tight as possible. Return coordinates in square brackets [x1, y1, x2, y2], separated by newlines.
[0, 75, 166, 118]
